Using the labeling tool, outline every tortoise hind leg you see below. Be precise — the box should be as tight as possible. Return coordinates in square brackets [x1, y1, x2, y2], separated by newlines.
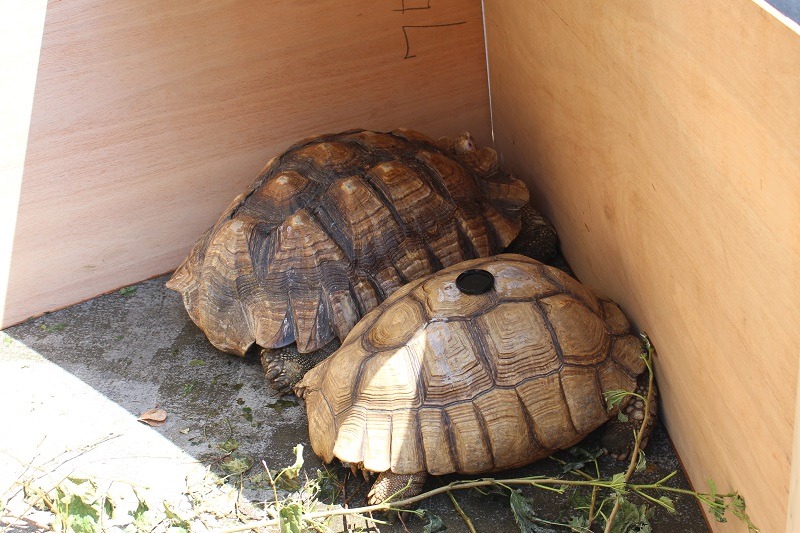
[367, 471, 428, 506]
[601, 376, 659, 461]
[260, 339, 341, 395]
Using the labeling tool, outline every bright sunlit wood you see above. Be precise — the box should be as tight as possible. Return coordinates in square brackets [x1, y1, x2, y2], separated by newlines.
[484, 1, 800, 531]
[3, 0, 490, 326]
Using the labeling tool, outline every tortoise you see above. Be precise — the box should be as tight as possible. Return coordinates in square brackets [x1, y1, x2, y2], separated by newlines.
[295, 254, 657, 504]
[167, 128, 558, 392]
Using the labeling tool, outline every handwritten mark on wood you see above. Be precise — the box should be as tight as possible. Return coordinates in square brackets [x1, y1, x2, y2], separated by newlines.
[394, 0, 432, 13]
[402, 22, 467, 59]
[393, 1, 466, 59]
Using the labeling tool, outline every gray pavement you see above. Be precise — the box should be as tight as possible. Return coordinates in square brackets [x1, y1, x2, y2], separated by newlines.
[0, 274, 710, 532]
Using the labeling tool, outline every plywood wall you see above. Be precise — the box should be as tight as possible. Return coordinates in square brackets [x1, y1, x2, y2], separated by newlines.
[2, 0, 490, 327]
[484, 1, 800, 531]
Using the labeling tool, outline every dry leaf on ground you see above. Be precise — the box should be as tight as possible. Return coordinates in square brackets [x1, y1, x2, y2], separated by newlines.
[138, 407, 167, 426]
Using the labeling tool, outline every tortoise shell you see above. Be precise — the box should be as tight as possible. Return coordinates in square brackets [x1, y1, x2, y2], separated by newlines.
[296, 254, 645, 476]
[167, 128, 529, 355]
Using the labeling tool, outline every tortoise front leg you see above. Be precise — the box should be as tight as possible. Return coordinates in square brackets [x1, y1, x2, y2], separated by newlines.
[260, 339, 340, 395]
[367, 471, 428, 506]
[601, 375, 659, 461]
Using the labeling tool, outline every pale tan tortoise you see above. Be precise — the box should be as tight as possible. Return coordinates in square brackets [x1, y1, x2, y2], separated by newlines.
[167, 128, 558, 393]
[295, 254, 657, 504]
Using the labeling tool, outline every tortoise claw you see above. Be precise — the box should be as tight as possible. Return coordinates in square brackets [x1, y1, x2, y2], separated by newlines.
[259, 352, 298, 395]
[264, 362, 282, 380]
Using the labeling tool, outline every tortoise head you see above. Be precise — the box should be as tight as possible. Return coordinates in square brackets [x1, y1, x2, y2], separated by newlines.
[452, 131, 478, 154]
[448, 131, 501, 177]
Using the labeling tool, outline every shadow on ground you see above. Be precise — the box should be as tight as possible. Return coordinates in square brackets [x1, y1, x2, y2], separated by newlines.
[1, 274, 710, 532]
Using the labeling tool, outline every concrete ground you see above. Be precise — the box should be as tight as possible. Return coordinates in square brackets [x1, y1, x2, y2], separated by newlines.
[0, 274, 711, 532]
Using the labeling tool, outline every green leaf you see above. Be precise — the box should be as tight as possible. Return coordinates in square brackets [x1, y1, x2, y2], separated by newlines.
[731, 492, 746, 512]
[128, 490, 150, 531]
[609, 473, 628, 494]
[52, 477, 116, 533]
[102, 495, 114, 519]
[69, 514, 99, 533]
[267, 397, 300, 414]
[181, 382, 196, 395]
[218, 438, 239, 453]
[309, 468, 340, 503]
[709, 498, 728, 523]
[707, 478, 717, 498]
[560, 447, 603, 474]
[188, 359, 205, 366]
[608, 496, 652, 533]
[639, 333, 654, 360]
[635, 450, 646, 473]
[273, 445, 304, 491]
[658, 496, 676, 514]
[422, 510, 446, 533]
[509, 490, 559, 533]
[221, 454, 254, 475]
[119, 286, 137, 296]
[565, 487, 592, 513]
[279, 503, 304, 533]
[567, 514, 590, 531]
[617, 412, 629, 423]
[163, 502, 191, 530]
[61, 496, 99, 531]
[603, 389, 631, 411]
[281, 444, 305, 480]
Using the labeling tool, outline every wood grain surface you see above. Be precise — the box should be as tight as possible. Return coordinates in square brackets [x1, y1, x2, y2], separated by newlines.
[3, 0, 490, 326]
[484, 2, 800, 531]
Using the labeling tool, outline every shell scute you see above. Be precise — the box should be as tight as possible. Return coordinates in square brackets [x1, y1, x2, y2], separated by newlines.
[355, 347, 423, 410]
[476, 301, 561, 386]
[305, 390, 337, 463]
[600, 297, 632, 335]
[418, 408, 457, 475]
[390, 410, 425, 474]
[515, 373, 582, 451]
[236, 171, 319, 224]
[488, 260, 560, 299]
[415, 150, 481, 201]
[344, 130, 409, 154]
[367, 161, 455, 243]
[364, 297, 426, 351]
[416, 274, 495, 320]
[544, 266, 602, 315]
[473, 389, 539, 470]
[332, 407, 368, 465]
[363, 410, 393, 472]
[416, 321, 494, 406]
[444, 402, 493, 474]
[559, 365, 608, 435]
[541, 293, 610, 365]
[286, 141, 370, 182]
[611, 334, 647, 376]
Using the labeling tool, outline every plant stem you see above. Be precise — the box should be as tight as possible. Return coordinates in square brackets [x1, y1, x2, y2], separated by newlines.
[587, 485, 599, 529]
[445, 489, 476, 533]
[603, 342, 656, 533]
[217, 477, 629, 533]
